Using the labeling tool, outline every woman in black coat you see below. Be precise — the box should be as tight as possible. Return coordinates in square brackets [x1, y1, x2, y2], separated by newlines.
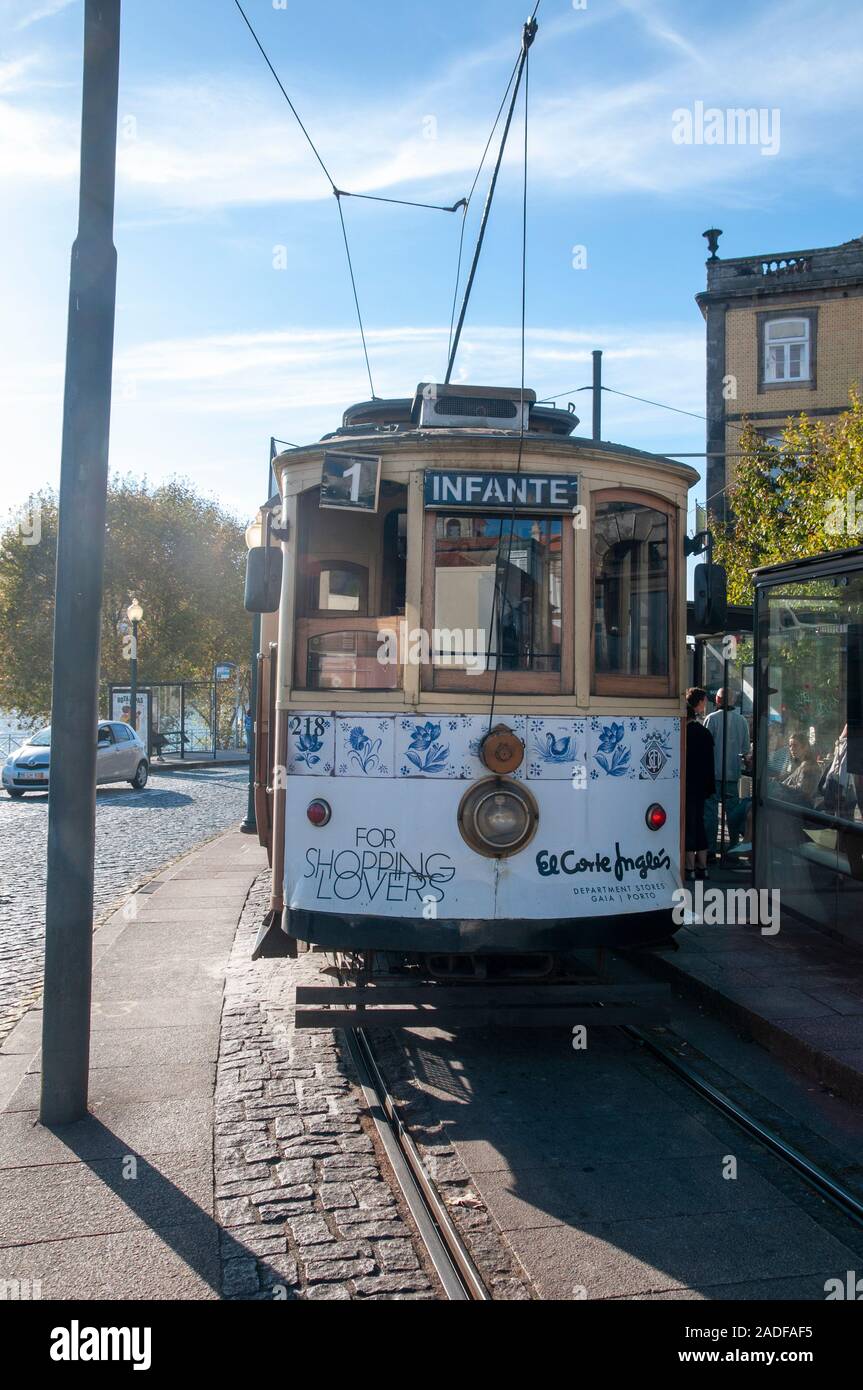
[685, 687, 715, 881]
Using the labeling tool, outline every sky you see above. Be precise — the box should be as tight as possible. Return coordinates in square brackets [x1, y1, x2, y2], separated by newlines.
[1, 0, 862, 536]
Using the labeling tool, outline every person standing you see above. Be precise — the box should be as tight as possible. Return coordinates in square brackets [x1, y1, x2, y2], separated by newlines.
[704, 688, 751, 856]
[685, 688, 715, 880]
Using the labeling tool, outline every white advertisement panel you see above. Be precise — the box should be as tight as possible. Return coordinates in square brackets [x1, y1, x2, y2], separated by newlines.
[284, 712, 681, 921]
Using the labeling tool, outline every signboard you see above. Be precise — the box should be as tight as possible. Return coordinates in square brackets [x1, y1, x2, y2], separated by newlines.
[424, 470, 579, 511]
[214, 662, 236, 682]
[110, 688, 151, 756]
[320, 452, 382, 513]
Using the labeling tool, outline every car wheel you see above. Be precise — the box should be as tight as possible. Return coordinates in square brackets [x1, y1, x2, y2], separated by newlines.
[130, 761, 148, 790]
[7, 789, 25, 798]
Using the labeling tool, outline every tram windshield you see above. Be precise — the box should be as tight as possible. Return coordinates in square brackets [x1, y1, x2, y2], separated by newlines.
[433, 515, 562, 672]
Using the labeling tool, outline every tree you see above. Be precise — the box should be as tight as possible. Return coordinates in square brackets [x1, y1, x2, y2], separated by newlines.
[712, 389, 863, 604]
[0, 476, 251, 722]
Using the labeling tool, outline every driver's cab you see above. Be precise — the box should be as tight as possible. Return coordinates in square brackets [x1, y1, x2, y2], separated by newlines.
[294, 483, 407, 691]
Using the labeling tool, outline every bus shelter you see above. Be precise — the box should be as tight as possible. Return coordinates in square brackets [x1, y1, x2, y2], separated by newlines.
[753, 546, 863, 946]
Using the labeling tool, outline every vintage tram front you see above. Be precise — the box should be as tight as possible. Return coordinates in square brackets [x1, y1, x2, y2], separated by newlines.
[247, 384, 697, 968]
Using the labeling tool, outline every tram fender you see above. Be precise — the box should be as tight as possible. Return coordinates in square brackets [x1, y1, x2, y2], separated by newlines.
[251, 908, 297, 960]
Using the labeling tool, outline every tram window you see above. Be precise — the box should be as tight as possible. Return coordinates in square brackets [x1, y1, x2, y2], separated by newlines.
[433, 515, 562, 674]
[295, 485, 407, 690]
[315, 562, 368, 614]
[593, 500, 670, 684]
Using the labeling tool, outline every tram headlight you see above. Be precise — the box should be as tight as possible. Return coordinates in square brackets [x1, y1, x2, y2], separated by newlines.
[457, 777, 538, 858]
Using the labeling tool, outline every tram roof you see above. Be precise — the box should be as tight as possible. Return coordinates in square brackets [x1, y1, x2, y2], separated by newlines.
[753, 544, 863, 581]
[269, 386, 699, 486]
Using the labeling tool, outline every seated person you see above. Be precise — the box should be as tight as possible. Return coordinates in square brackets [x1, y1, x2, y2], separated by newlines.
[776, 731, 820, 806]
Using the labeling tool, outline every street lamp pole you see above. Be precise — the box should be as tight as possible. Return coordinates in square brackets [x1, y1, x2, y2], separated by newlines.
[240, 438, 277, 834]
[127, 598, 142, 731]
[40, 0, 121, 1127]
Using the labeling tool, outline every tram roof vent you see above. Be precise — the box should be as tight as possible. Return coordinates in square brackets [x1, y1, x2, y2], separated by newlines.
[412, 383, 535, 431]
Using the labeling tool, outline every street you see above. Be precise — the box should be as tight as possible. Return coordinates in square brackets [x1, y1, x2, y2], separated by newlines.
[0, 767, 248, 1040]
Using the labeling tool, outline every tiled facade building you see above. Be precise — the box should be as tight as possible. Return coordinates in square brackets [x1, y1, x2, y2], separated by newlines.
[696, 232, 863, 522]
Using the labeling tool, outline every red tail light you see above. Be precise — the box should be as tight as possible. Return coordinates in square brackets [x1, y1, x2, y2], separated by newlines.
[307, 798, 331, 827]
[646, 803, 666, 831]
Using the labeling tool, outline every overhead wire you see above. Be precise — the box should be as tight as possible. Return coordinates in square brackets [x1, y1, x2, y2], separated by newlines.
[233, 0, 468, 399]
[487, 19, 535, 730]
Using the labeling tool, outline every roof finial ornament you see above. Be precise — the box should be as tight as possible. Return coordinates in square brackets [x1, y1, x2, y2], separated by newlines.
[703, 228, 723, 261]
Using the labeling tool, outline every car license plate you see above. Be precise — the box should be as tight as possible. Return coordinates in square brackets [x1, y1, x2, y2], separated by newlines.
[19, 771, 47, 781]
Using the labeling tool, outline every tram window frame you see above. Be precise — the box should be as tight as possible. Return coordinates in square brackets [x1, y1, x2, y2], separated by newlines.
[590, 488, 677, 698]
[293, 485, 408, 692]
[421, 510, 573, 694]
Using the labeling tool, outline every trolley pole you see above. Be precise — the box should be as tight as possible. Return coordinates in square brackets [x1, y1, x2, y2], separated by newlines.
[40, 0, 121, 1126]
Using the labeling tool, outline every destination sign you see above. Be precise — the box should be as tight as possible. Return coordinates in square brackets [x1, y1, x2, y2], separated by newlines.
[320, 452, 382, 513]
[424, 469, 578, 511]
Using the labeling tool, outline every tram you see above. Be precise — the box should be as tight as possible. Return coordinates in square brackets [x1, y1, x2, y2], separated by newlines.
[245, 382, 702, 973]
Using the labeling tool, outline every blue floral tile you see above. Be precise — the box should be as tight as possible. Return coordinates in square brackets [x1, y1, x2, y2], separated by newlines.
[335, 715, 394, 777]
[590, 719, 635, 780]
[395, 718, 452, 777]
[287, 713, 334, 776]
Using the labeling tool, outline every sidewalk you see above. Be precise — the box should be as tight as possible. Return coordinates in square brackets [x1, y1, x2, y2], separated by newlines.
[0, 830, 268, 1299]
[636, 876, 863, 1106]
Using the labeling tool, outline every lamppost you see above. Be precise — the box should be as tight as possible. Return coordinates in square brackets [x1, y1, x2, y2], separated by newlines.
[127, 597, 142, 731]
[40, 0, 121, 1127]
[240, 516, 264, 833]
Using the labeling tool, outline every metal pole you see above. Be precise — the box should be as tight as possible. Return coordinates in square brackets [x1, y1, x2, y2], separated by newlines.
[40, 0, 121, 1127]
[129, 617, 138, 731]
[720, 658, 729, 866]
[444, 18, 537, 385]
[592, 349, 602, 441]
[212, 663, 217, 761]
[241, 438, 277, 833]
[180, 681, 185, 759]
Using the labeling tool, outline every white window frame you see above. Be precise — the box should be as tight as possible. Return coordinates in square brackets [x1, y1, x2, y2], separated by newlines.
[763, 317, 810, 384]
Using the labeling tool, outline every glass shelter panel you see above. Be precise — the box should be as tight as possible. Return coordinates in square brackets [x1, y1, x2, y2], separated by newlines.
[756, 571, 863, 945]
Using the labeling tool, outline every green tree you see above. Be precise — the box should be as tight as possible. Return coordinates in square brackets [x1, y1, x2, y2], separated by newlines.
[712, 390, 863, 604]
[0, 476, 251, 722]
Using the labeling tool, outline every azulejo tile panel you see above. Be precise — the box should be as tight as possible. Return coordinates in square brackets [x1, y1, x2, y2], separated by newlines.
[587, 716, 680, 783]
[286, 713, 679, 783]
[525, 717, 586, 782]
[286, 713, 334, 776]
[335, 715, 394, 778]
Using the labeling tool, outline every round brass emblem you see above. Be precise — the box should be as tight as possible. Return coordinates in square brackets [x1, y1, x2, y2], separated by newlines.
[479, 723, 525, 775]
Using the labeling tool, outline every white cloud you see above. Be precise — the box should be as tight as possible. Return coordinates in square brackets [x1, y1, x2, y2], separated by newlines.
[3, 0, 862, 208]
[13, 0, 77, 30]
[0, 317, 708, 530]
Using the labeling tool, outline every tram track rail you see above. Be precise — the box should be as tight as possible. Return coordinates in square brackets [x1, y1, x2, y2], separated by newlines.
[625, 1024, 863, 1232]
[343, 1026, 490, 1301]
[346, 1002, 863, 1301]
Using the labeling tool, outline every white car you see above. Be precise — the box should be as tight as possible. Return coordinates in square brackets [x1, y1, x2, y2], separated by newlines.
[3, 721, 149, 798]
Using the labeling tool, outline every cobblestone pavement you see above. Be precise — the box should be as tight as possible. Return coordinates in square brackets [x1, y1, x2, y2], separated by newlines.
[216, 876, 536, 1300]
[0, 767, 248, 1041]
[216, 876, 440, 1300]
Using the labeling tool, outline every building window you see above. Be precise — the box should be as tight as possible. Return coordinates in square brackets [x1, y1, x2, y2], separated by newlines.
[758, 311, 816, 391]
